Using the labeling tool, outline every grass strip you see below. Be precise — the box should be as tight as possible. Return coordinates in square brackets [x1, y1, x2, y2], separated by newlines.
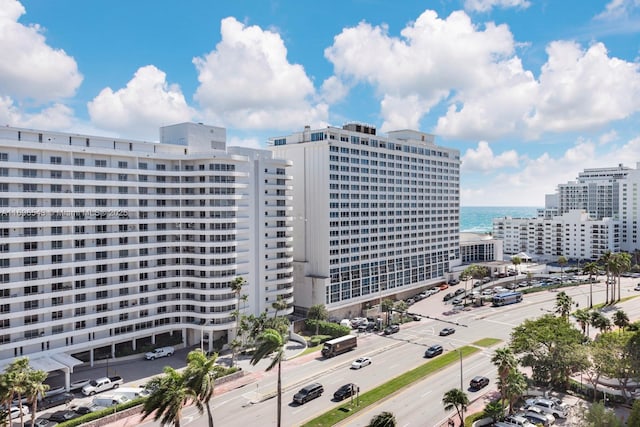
[301, 345, 479, 427]
[472, 337, 501, 347]
[296, 344, 322, 358]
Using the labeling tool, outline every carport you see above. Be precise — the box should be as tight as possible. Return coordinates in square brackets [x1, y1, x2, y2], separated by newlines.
[0, 353, 83, 391]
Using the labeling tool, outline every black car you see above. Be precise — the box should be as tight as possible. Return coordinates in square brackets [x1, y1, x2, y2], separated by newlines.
[25, 419, 58, 427]
[292, 383, 324, 404]
[333, 383, 357, 401]
[442, 292, 454, 302]
[469, 376, 490, 390]
[424, 344, 443, 358]
[358, 323, 376, 333]
[383, 324, 400, 335]
[439, 327, 455, 336]
[46, 410, 80, 423]
[38, 393, 74, 411]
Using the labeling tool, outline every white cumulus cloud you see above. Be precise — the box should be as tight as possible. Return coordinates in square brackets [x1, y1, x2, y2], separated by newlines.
[87, 65, 195, 140]
[464, 0, 531, 13]
[193, 17, 328, 130]
[0, 0, 82, 102]
[461, 141, 519, 172]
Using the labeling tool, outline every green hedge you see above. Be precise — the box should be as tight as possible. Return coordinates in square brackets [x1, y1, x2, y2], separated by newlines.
[57, 397, 146, 427]
[304, 320, 350, 338]
[308, 335, 333, 347]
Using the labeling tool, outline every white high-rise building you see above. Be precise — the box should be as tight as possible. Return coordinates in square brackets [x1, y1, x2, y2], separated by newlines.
[493, 164, 640, 261]
[270, 124, 460, 317]
[0, 123, 293, 370]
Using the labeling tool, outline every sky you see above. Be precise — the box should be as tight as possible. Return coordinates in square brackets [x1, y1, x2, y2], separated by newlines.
[2, 0, 640, 206]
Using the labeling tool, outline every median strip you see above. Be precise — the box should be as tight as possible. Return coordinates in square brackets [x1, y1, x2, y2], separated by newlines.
[300, 345, 480, 427]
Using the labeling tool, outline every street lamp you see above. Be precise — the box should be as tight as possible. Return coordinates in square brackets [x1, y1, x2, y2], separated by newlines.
[449, 343, 463, 391]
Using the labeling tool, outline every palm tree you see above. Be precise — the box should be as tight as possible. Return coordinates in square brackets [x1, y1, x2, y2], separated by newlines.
[442, 388, 469, 427]
[307, 304, 329, 336]
[141, 367, 199, 427]
[573, 308, 591, 336]
[613, 253, 631, 302]
[5, 358, 30, 426]
[271, 297, 288, 318]
[557, 255, 568, 285]
[599, 251, 613, 304]
[24, 368, 49, 427]
[511, 256, 522, 285]
[491, 347, 517, 406]
[250, 329, 286, 427]
[381, 298, 395, 326]
[0, 372, 12, 427]
[613, 309, 629, 332]
[554, 291, 573, 320]
[184, 350, 218, 427]
[366, 411, 397, 427]
[501, 370, 528, 414]
[394, 300, 408, 322]
[591, 312, 612, 334]
[483, 400, 505, 423]
[583, 261, 599, 308]
[230, 277, 246, 366]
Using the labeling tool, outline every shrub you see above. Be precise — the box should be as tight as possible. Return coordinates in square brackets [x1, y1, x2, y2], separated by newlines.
[304, 319, 350, 338]
[308, 335, 333, 347]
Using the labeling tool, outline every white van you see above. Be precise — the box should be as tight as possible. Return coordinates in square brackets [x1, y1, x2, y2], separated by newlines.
[111, 387, 149, 399]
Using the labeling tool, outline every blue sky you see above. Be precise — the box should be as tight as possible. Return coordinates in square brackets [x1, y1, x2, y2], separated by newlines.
[2, 0, 640, 206]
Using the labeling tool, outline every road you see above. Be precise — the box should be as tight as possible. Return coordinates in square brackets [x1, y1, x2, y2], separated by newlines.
[32, 275, 640, 427]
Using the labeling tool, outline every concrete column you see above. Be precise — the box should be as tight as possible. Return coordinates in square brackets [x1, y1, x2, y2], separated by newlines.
[132, 338, 136, 351]
[110, 343, 115, 358]
[64, 368, 70, 392]
[89, 348, 94, 367]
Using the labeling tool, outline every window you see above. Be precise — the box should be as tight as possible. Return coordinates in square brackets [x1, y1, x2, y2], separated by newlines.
[50, 170, 62, 179]
[23, 155, 37, 163]
[74, 158, 85, 166]
[95, 159, 107, 167]
[118, 161, 128, 168]
[50, 156, 62, 164]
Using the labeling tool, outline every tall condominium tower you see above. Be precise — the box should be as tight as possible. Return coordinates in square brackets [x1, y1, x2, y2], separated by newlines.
[0, 123, 293, 369]
[270, 124, 460, 317]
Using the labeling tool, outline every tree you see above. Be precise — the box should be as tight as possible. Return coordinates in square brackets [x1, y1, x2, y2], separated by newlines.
[511, 256, 522, 286]
[307, 304, 329, 336]
[491, 347, 518, 406]
[501, 370, 528, 414]
[366, 411, 397, 427]
[394, 300, 408, 322]
[381, 298, 395, 326]
[142, 367, 198, 427]
[613, 310, 630, 332]
[627, 399, 640, 427]
[599, 251, 613, 304]
[557, 256, 568, 284]
[482, 399, 505, 423]
[554, 291, 573, 321]
[462, 264, 489, 306]
[573, 308, 592, 336]
[583, 262, 599, 308]
[583, 336, 614, 402]
[271, 297, 288, 318]
[580, 401, 624, 426]
[591, 312, 612, 334]
[613, 253, 631, 302]
[4, 358, 31, 427]
[230, 276, 247, 366]
[442, 388, 469, 427]
[510, 314, 586, 389]
[184, 350, 220, 427]
[250, 329, 286, 427]
[24, 368, 49, 427]
[0, 372, 12, 427]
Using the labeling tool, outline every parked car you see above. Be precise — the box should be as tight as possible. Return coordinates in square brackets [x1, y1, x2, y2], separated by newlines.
[351, 357, 372, 369]
[333, 383, 357, 401]
[454, 288, 465, 296]
[451, 297, 463, 305]
[46, 410, 80, 423]
[495, 414, 536, 427]
[524, 398, 567, 419]
[439, 327, 455, 336]
[384, 324, 400, 335]
[438, 284, 449, 290]
[448, 279, 460, 285]
[9, 405, 30, 420]
[522, 406, 555, 426]
[292, 383, 324, 404]
[144, 346, 175, 360]
[357, 323, 376, 333]
[38, 392, 75, 411]
[424, 344, 443, 358]
[634, 284, 640, 291]
[469, 376, 489, 390]
[68, 378, 91, 392]
[442, 292, 454, 302]
[482, 277, 491, 283]
[24, 418, 58, 427]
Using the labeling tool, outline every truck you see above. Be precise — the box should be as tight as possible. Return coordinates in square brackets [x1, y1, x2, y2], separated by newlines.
[145, 346, 175, 360]
[82, 376, 124, 396]
[321, 335, 357, 358]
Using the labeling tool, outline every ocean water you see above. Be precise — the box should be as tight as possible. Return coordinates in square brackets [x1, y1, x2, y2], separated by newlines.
[460, 206, 540, 233]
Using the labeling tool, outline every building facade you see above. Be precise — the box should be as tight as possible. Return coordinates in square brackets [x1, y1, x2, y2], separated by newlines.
[0, 123, 293, 365]
[270, 124, 460, 316]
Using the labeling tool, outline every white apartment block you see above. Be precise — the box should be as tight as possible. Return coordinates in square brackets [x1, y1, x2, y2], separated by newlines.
[270, 124, 460, 317]
[459, 232, 503, 264]
[0, 123, 293, 372]
[493, 210, 620, 261]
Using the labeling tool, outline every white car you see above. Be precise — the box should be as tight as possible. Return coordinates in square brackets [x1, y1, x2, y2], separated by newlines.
[351, 357, 372, 369]
[495, 415, 535, 427]
[523, 406, 555, 426]
[9, 405, 30, 420]
[524, 398, 567, 419]
[634, 284, 640, 291]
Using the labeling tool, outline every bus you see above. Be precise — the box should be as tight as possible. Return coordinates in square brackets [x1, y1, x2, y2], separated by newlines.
[492, 291, 523, 307]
